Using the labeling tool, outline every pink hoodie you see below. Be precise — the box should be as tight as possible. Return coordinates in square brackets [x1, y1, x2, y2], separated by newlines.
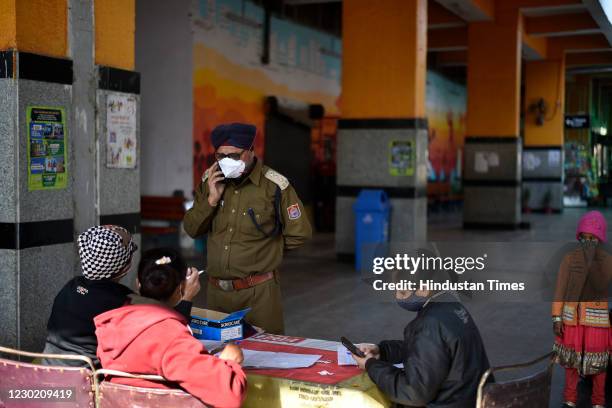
[94, 303, 247, 408]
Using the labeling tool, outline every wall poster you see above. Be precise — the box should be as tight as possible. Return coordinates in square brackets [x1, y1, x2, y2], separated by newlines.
[389, 140, 414, 176]
[107, 93, 137, 169]
[27, 106, 68, 190]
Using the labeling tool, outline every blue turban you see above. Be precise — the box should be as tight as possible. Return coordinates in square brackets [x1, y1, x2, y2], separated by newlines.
[211, 123, 256, 150]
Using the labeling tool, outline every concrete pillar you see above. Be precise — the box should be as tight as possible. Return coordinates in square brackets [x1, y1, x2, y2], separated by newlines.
[0, 0, 140, 351]
[463, 11, 523, 228]
[336, 0, 428, 257]
[71, 0, 98, 236]
[94, 0, 142, 286]
[523, 57, 565, 212]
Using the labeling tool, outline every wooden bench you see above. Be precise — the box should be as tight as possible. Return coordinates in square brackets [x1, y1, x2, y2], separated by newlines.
[140, 196, 186, 236]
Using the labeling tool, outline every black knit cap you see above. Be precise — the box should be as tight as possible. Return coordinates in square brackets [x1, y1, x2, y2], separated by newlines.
[211, 123, 256, 150]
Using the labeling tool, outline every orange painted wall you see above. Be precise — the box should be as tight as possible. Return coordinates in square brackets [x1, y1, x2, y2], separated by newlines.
[0, 0, 67, 57]
[524, 59, 565, 146]
[95, 0, 135, 70]
[467, 15, 521, 137]
[342, 0, 427, 118]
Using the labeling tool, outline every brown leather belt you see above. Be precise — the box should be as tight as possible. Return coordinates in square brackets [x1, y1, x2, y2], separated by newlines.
[209, 271, 274, 292]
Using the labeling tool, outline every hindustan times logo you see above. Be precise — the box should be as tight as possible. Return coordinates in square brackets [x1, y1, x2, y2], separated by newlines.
[372, 253, 488, 275]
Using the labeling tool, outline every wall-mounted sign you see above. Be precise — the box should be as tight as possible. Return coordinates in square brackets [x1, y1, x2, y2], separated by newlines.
[389, 140, 414, 176]
[27, 106, 68, 190]
[107, 93, 137, 169]
[474, 151, 500, 174]
[564, 114, 590, 129]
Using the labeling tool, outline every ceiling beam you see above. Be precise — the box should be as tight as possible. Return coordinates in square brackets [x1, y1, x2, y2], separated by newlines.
[499, 0, 582, 11]
[522, 32, 547, 60]
[582, 0, 612, 46]
[434, 0, 493, 22]
[549, 34, 610, 54]
[566, 51, 612, 66]
[524, 12, 600, 37]
[428, 26, 468, 52]
[429, 1, 466, 29]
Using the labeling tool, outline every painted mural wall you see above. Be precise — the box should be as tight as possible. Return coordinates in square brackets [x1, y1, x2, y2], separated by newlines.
[191, 0, 466, 189]
[191, 0, 341, 185]
[426, 71, 467, 187]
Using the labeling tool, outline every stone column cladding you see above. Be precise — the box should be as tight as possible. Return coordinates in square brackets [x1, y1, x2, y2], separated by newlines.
[0, 51, 76, 351]
[97, 67, 142, 285]
[522, 146, 564, 212]
[335, 119, 428, 257]
[0, 53, 141, 350]
[463, 137, 523, 228]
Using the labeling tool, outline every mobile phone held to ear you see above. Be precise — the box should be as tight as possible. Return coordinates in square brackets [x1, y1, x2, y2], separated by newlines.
[340, 336, 366, 358]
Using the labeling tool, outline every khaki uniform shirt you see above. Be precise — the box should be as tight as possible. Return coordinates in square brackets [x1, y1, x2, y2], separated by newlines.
[184, 159, 312, 279]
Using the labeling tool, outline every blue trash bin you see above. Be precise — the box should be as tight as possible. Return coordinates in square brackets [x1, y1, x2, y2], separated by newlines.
[353, 189, 391, 271]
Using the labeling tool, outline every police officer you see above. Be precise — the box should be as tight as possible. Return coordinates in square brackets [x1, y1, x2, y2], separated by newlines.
[184, 123, 312, 334]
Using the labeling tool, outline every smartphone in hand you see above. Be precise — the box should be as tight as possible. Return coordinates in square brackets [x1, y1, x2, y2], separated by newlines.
[340, 336, 366, 358]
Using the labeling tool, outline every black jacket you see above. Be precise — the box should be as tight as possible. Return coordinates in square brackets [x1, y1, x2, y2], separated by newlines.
[42, 276, 192, 367]
[366, 293, 490, 408]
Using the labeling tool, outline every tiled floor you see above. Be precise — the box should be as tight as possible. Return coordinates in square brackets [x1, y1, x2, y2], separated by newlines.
[185, 207, 612, 407]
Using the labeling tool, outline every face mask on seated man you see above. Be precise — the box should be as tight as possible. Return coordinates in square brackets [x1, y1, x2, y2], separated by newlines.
[351, 248, 492, 408]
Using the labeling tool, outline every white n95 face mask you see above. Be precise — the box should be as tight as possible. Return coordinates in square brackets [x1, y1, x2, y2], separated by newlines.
[218, 157, 246, 179]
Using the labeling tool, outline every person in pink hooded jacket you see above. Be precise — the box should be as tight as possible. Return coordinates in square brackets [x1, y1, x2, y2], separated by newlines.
[552, 211, 612, 408]
[95, 248, 247, 408]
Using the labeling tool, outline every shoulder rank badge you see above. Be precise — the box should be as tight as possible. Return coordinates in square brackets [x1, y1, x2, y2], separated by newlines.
[264, 169, 289, 190]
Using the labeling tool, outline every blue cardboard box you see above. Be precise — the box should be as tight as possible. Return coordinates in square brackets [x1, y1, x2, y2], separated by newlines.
[190, 307, 251, 341]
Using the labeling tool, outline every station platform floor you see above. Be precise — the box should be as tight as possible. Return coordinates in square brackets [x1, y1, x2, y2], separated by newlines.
[185, 207, 612, 407]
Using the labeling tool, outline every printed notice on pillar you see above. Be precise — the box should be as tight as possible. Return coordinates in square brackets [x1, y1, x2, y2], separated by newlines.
[27, 106, 68, 191]
[106, 93, 137, 169]
[389, 140, 414, 176]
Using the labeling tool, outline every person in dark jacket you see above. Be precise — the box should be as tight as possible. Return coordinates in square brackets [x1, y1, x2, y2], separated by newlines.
[353, 288, 491, 408]
[42, 226, 200, 367]
[95, 247, 247, 408]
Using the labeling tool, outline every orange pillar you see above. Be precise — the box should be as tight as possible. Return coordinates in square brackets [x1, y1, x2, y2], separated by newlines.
[522, 57, 565, 212]
[524, 58, 565, 147]
[0, 0, 67, 57]
[342, 0, 426, 119]
[463, 10, 523, 228]
[337, 0, 428, 257]
[94, 0, 135, 70]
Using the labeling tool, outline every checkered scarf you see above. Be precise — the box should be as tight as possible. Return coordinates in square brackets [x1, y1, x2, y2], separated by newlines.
[78, 226, 138, 280]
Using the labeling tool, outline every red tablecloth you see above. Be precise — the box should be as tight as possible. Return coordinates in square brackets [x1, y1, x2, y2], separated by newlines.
[240, 339, 362, 385]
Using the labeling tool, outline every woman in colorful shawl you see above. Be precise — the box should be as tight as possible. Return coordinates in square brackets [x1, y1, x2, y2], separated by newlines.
[553, 210, 612, 408]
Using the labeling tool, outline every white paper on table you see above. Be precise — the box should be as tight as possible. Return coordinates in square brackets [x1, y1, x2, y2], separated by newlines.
[297, 338, 341, 351]
[240, 349, 322, 369]
[337, 345, 358, 366]
[394, 363, 404, 369]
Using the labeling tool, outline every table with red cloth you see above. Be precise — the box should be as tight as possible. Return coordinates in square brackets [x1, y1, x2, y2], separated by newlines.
[240, 333, 391, 408]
